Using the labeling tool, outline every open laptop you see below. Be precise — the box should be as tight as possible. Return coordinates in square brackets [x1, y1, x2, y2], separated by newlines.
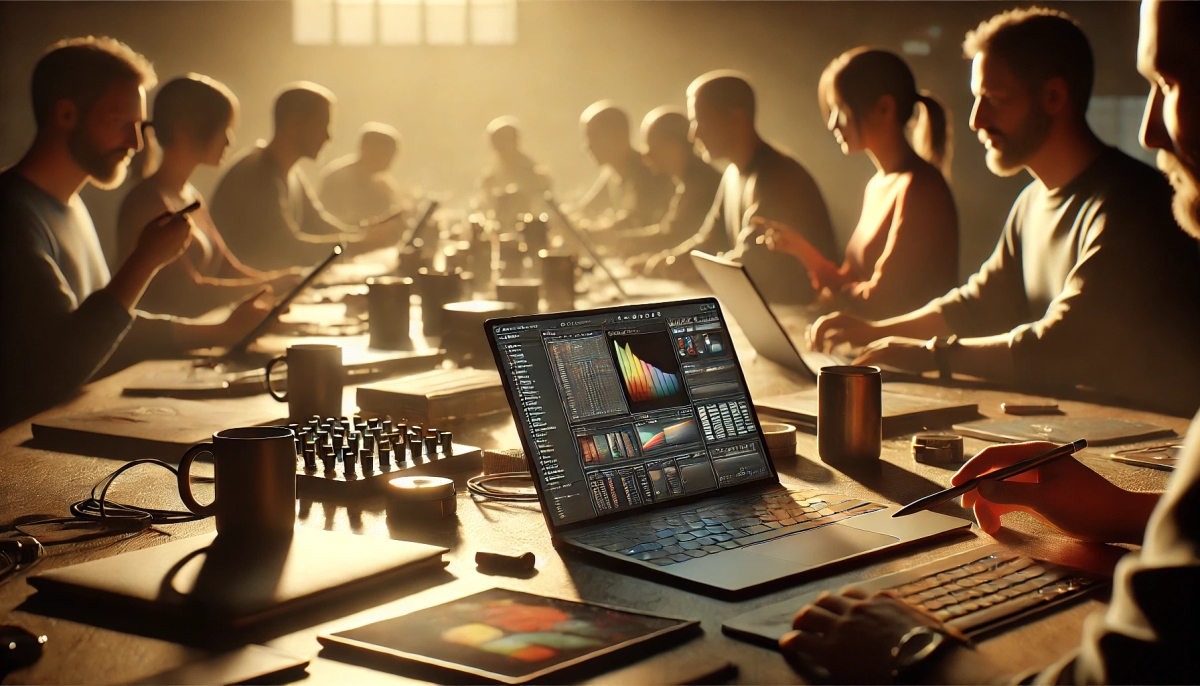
[485, 298, 968, 596]
[690, 250, 848, 380]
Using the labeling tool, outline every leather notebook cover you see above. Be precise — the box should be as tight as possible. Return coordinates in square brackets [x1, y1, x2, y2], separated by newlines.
[952, 417, 1175, 446]
[29, 527, 447, 629]
[755, 389, 979, 436]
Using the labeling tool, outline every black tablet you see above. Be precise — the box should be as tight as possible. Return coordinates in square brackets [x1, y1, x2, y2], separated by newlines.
[318, 587, 698, 684]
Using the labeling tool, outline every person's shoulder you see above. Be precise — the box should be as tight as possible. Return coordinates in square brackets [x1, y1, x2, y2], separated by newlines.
[319, 155, 357, 183]
[765, 143, 819, 185]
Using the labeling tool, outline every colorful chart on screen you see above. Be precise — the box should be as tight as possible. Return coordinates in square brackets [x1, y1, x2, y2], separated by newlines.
[609, 333, 689, 413]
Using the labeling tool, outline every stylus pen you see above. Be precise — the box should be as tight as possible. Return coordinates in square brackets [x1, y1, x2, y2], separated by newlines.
[892, 438, 1087, 518]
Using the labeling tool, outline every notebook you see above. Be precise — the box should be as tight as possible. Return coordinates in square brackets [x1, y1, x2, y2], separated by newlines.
[29, 527, 447, 631]
[755, 388, 980, 436]
[952, 417, 1175, 446]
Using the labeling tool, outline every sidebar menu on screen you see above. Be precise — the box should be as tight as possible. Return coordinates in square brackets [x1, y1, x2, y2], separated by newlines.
[493, 323, 597, 523]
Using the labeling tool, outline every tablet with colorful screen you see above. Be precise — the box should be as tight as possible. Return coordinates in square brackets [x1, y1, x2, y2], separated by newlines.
[318, 588, 698, 684]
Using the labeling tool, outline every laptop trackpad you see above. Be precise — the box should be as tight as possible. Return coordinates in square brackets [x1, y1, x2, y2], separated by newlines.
[745, 524, 897, 569]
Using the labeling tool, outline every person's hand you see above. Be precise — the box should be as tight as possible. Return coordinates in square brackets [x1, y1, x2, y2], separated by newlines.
[808, 311, 878, 352]
[780, 587, 972, 684]
[214, 290, 273, 347]
[953, 442, 1159, 543]
[267, 270, 305, 294]
[133, 210, 194, 270]
[853, 336, 936, 374]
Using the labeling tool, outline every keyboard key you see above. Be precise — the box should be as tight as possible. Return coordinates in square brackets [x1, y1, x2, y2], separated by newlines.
[718, 540, 742, 549]
[744, 524, 771, 534]
[679, 541, 702, 550]
[675, 532, 696, 542]
[669, 554, 692, 563]
[634, 550, 668, 561]
[657, 536, 678, 547]
[650, 558, 677, 566]
[711, 533, 733, 542]
[702, 545, 724, 554]
[694, 536, 716, 546]
[602, 542, 630, 552]
[685, 549, 709, 558]
[627, 542, 662, 554]
[656, 529, 677, 539]
[662, 545, 683, 555]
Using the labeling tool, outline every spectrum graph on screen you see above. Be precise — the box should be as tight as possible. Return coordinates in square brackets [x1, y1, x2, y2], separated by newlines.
[609, 332, 691, 413]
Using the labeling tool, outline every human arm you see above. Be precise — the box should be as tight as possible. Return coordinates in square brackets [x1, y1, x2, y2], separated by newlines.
[640, 177, 729, 278]
[781, 586, 1010, 684]
[951, 441, 1160, 543]
[757, 217, 845, 289]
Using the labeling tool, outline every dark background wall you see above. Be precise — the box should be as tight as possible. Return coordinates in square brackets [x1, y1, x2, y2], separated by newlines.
[0, 0, 1148, 276]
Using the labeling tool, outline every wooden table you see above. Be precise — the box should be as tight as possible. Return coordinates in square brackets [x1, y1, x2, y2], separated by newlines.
[0, 303, 1183, 684]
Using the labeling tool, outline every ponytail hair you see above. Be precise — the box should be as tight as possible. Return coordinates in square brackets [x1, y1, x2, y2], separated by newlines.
[140, 73, 239, 178]
[818, 48, 953, 177]
[913, 90, 952, 176]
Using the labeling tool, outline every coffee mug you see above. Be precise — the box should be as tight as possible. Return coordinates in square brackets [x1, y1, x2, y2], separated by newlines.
[817, 365, 882, 464]
[177, 426, 297, 538]
[265, 344, 343, 420]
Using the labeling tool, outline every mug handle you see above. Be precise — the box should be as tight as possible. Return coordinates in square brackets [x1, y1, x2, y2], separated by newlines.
[265, 355, 288, 402]
[177, 442, 218, 517]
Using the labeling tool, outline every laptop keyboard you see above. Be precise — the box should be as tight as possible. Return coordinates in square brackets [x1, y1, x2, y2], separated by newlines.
[572, 490, 888, 566]
[887, 550, 1101, 630]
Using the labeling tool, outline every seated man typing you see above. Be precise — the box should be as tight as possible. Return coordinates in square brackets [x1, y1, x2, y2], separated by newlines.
[810, 7, 1200, 416]
[782, 3, 1200, 682]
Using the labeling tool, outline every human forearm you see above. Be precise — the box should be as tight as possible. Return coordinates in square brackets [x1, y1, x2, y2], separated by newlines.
[874, 304, 953, 339]
[104, 254, 162, 313]
[946, 334, 1017, 385]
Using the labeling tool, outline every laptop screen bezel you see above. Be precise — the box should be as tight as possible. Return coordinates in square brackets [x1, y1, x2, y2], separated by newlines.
[485, 296, 782, 536]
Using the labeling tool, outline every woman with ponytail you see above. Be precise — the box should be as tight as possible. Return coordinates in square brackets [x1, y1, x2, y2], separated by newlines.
[117, 74, 300, 317]
[759, 47, 959, 319]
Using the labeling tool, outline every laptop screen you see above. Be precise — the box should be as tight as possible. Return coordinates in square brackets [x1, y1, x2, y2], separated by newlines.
[488, 298, 775, 529]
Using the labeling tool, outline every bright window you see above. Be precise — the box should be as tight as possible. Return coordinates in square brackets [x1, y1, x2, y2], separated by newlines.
[294, 0, 516, 45]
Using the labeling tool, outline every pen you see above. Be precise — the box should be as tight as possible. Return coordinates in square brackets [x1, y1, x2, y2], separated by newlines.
[892, 438, 1087, 518]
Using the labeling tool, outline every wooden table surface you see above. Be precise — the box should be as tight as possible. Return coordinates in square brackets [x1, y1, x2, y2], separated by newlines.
[0, 295, 1183, 685]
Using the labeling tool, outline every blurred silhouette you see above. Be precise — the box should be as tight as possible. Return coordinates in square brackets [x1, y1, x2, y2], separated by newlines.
[645, 71, 837, 305]
[319, 121, 408, 226]
[0, 38, 268, 428]
[117, 74, 301, 318]
[571, 100, 674, 236]
[761, 48, 959, 320]
[620, 107, 721, 258]
[209, 82, 393, 271]
[477, 116, 552, 219]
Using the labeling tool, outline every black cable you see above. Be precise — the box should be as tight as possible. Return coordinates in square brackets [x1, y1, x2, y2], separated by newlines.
[467, 472, 540, 502]
[12, 459, 209, 546]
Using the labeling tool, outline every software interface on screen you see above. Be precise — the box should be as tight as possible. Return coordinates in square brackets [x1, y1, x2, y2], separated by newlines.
[491, 300, 773, 526]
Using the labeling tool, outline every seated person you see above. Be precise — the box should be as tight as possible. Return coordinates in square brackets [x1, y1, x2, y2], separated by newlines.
[319, 121, 408, 226]
[477, 116, 552, 218]
[644, 71, 838, 305]
[0, 37, 267, 428]
[811, 8, 1200, 416]
[782, 6, 1199, 681]
[622, 107, 722, 257]
[762, 48, 960, 321]
[209, 82, 393, 272]
[570, 101, 675, 233]
[117, 73, 300, 318]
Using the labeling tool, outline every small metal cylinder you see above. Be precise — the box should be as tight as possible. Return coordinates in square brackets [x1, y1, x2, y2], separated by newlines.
[366, 276, 413, 351]
[439, 431, 453, 455]
[817, 365, 882, 464]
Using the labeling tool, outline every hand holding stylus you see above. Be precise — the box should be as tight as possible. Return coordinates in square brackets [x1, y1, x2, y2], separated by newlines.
[945, 440, 1160, 543]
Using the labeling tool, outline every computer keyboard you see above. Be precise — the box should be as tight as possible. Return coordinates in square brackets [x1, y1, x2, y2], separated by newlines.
[572, 490, 888, 566]
[885, 549, 1102, 631]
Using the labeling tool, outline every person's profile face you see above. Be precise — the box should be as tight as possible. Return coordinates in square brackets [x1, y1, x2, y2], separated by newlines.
[583, 123, 620, 167]
[688, 95, 728, 162]
[200, 123, 234, 168]
[68, 79, 145, 190]
[298, 105, 332, 160]
[1138, 0, 1200, 238]
[969, 52, 1052, 177]
[826, 91, 862, 156]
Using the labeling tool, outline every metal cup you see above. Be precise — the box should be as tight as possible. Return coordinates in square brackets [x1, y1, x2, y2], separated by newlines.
[177, 426, 297, 539]
[817, 365, 882, 464]
[367, 276, 413, 350]
[417, 268, 466, 336]
[496, 277, 541, 315]
[265, 344, 343, 420]
[538, 250, 576, 312]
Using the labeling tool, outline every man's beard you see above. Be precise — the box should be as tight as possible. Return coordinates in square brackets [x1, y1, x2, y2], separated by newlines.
[981, 106, 1053, 177]
[1158, 149, 1200, 240]
[68, 126, 131, 190]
